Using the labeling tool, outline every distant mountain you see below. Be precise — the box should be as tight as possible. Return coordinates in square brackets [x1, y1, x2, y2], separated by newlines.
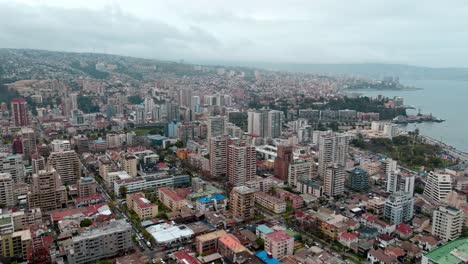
[243, 62, 468, 81]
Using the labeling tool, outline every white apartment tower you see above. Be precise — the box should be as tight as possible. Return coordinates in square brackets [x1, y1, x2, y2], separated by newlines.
[384, 191, 414, 224]
[318, 133, 350, 178]
[432, 206, 463, 241]
[0, 173, 14, 208]
[323, 164, 345, 197]
[423, 172, 452, 204]
[48, 150, 81, 185]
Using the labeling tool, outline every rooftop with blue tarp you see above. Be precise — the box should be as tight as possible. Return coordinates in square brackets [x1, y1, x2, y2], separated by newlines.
[256, 250, 281, 264]
[197, 194, 226, 204]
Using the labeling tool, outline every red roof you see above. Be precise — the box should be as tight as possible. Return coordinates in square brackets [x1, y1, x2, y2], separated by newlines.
[396, 223, 412, 234]
[340, 232, 358, 241]
[159, 187, 184, 202]
[266, 230, 293, 242]
[173, 251, 199, 264]
[377, 234, 394, 241]
[362, 213, 377, 222]
[131, 193, 155, 209]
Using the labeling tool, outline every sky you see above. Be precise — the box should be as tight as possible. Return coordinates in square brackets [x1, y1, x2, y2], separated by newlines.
[1, 0, 468, 67]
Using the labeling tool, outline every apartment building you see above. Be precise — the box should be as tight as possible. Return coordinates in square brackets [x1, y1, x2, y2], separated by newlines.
[264, 230, 294, 259]
[432, 206, 463, 241]
[0, 173, 14, 208]
[126, 192, 158, 220]
[48, 150, 81, 185]
[158, 187, 186, 211]
[27, 167, 67, 212]
[254, 192, 286, 214]
[195, 229, 227, 255]
[229, 186, 256, 220]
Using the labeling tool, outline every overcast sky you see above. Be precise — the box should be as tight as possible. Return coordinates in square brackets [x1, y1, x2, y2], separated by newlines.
[1, 0, 467, 67]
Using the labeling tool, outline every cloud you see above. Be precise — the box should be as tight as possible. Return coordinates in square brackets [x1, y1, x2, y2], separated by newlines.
[1, 0, 468, 67]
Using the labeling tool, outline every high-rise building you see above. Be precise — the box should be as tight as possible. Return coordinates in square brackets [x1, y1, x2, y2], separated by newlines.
[77, 177, 97, 198]
[179, 89, 192, 108]
[323, 164, 345, 197]
[12, 138, 23, 154]
[0, 153, 25, 183]
[165, 102, 179, 122]
[0, 230, 31, 259]
[227, 143, 256, 187]
[267, 110, 283, 138]
[387, 173, 415, 197]
[67, 219, 133, 264]
[27, 167, 67, 212]
[423, 172, 452, 204]
[209, 136, 228, 179]
[19, 127, 36, 161]
[51, 139, 72, 152]
[274, 145, 293, 181]
[229, 186, 256, 220]
[349, 168, 369, 192]
[432, 206, 463, 241]
[207, 116, 226, 139]
[11, 98, 29, 127]
[287, 158, 313, 187]
[247, 110, 268, 137]
[0, 173, 14, 208]
[318, 133, 350, 178]
[384, 191, 414, 224]
[48, 150, 81, 185]
[31, 153, 45, 174]
[70, 93, 78, 111]
[190, 95, 200, 114]
[120, 153, 137, 177]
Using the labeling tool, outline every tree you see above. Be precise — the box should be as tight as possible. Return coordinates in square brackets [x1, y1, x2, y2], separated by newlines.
[256, 238, 265, 249]
[119, 186, 128, 198]
[80, 218, 92, 228]
[127, 95, 143, 104]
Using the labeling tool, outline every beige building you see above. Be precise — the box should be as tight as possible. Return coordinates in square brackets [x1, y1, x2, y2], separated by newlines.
[11, 208, 42, 231]
[254, 192, 286, 214]
[229, 186, 256, 220]
[368, 196, 386, 217]
[27, 167, 67, 212]
[218, 234, 249, 261]
[265, 230, 294, 259]
[126, 192, 158, 220]
[432, 206, 463, 241]
[0, 229, 31, 258]
[48, 150, 81, 185]
[121, 153, 137, 177]
[158, 187, 186, 211]
[195, 229, 227, 255]
[77, 177, 97, 198]
[227, 143, 256, 187]
[0, 173, 14, 208]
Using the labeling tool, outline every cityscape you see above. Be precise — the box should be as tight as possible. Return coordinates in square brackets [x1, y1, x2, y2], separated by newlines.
[0, 2, 468, 264]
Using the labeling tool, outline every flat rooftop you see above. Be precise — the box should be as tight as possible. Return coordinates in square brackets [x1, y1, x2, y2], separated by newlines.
[424, 237, 468, 264]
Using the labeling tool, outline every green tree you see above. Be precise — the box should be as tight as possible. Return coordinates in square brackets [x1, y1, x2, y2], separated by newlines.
[128, 95, 143, 104]
[256, 238, 265, 249]
[80, 218, 92, 227]
[119, 186, 128, 198]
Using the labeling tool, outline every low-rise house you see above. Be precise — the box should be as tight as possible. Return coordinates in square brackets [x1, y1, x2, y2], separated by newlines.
[367, 249, 398, 264]
[339, 232, 358, 248]
[395, 223, 412, 239]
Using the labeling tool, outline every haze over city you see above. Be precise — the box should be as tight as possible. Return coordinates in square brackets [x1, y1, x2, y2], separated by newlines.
[2, 0, 468, 67]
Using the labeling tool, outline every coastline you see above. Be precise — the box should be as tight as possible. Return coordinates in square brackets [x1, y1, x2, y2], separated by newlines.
[345, 87, 423, 92]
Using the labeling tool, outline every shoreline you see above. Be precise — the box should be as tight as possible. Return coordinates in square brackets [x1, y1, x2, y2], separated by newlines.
[345, 87, 423, 92]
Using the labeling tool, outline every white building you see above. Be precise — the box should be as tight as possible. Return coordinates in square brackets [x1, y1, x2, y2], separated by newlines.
[384, 191, 414, 224]
[423, 172, 452, 204]
[318, 132, 350, 178]
[0, 153, 25, 183]
[288, 159, 313, 187]
[323, 164, 345, 197]
[432, 206, 463, 242]
[51, 139, 72, 152]
[0, 173, 14, 208]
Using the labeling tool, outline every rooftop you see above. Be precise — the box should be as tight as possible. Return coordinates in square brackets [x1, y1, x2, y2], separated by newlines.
[159, 187, 184, 202]
[257, 224, 274, 234]
[424, 237, 468, 264]
[218, 234, 248, 253]
[255, 250, 281, 264]
[265, 230, 293, 242]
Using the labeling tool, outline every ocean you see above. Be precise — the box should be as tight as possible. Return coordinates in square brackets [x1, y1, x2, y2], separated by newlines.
[357, 79, 468, 153]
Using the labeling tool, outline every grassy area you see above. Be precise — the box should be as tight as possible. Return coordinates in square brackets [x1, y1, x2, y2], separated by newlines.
[352, 135, 454, 170]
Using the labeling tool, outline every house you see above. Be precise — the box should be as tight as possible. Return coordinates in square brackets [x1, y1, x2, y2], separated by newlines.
[395, 223, 412, 239]
[377, 234, 396, 247]
[339, 232, 358, 248]
[412, 217, 430, 233]
[410, 234, 442, 252]
[367, 249, 398, 264]
[384, 246, 405, 259]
